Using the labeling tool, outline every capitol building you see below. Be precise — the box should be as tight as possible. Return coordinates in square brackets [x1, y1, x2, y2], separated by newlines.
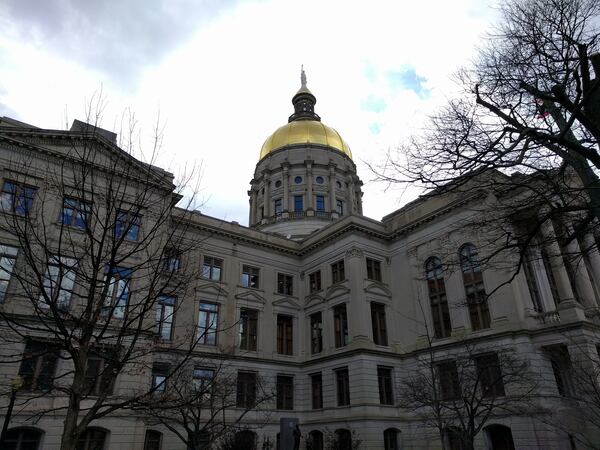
[0, 73, 598, 450]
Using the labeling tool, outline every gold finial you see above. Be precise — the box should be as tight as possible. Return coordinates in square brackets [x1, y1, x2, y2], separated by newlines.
[301, 65, 307, 89]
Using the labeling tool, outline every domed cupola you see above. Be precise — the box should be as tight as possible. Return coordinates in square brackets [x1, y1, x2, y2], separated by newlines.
[248, 68, 363, 240]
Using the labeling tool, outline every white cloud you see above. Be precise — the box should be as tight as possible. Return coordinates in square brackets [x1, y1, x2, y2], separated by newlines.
[0, 0, 498, 224]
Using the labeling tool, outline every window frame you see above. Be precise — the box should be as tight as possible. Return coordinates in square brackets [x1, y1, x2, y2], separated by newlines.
[60, 197, 91, 230]
[377, 366, 394, 405]
[143, 430, 163, 450]
[239, 308, 258, 351]
[18, 340, 60, 392]
[114, 210, 141, 241]
[156, 295, 175, 341]
[474, 353, 505, 398]
[84, 352, 116, 397]
[437, 360, 461, 401]
[101, 267, 132, 319]
[426, 257, 452, 339]
[309, 270, 321, 293]
[331, 260, 345, 284]
[366, 258, 382, 281]
[0, 244, 18, 303]
[335, 199, 344, 216]
[276, 375, 294, 410]
[274, 198, 283, 216]
[371, 302, 388, 346]
[311, 372, 323, 409]
[335, 367, 350, 406]
[277, 273, 293, 296]
[197, 302, 219, 345]
[0, 180, 37, 216]
[236, 370, 257, 408]
[241, 265, 260, 289]
[460, 244, 491, 331]
[276, 314, 294, 355]
[315, 195, 325, 212]
[333, 303, 348, 348]
[202, 256, 223, 281]
[310, 311, 323, 354]
[294, 195, 303, 212]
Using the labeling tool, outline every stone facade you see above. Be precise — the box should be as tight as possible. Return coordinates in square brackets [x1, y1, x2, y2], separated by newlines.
[0, 80, 599, 450]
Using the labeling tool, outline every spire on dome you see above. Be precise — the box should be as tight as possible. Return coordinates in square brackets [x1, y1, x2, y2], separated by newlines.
[289, 66, 321, 123]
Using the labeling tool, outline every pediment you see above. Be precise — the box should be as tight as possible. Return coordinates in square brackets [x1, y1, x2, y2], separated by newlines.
[305, 293, 325, 309]
[195, 282, 229, 299]
[325, 284, 350, 301]
[364, 281, 392, 298]
[272, 296, 301, 310]
[235, 289, 266, 305]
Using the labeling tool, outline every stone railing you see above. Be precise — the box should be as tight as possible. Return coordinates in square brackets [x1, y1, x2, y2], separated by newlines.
[533, 310, 561, 325]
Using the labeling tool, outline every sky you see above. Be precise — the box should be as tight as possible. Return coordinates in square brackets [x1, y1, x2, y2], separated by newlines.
[0, 0, 498, 225]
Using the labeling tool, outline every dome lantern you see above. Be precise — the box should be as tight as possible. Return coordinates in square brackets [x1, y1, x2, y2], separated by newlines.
[288, 66, 321, 123]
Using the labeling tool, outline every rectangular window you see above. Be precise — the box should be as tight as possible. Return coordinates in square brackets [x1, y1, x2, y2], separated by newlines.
[162, 248, 181, 272]
[0, 180, 37, 215]
[366, 258, 382, 281]
[277, 314, 294, 355]
[18, 340, 60, 391]
[274, 198, 283, 216]
[0, 244, 18, 303]
[277, 273, 293, 296]
[427, 258, 452, 339]
[60, 197, 91, 229]
[542, 249, 560, 307]
[193, 367, 215, 402]
[474, 353, 505, 397]
[241, 265, 260, 289]
[115, 210, 141, 241]
[198, 302, 218, 345]
[523, 253, 543, 312]
[371, 302, 388, 346]
[276, 375, 294, 410]
[156, 295, 175, 340]
[310, 312, 323, 354]
[84, 352, 115, 396]
[437, 361, 460, 401]
[547, 346, 573, 397]
[336, 199, 344, 216]
[377, 366, 394, 405]
[336, 367, 350, 406]
[40, 256, 77, 310]
[236, 371, 257, 408]
[202, 256, 222, 281]
[334, 303, 348, 348]
[461, 245, 491, 331]
[309, 270, 321, 293]
[331, 260, 345, 284]
[316, 195, 325, 212]
[294, 195, 303, 212]
[311, 373, 323, 409]
[239, 308, 258, 351]
[102, 267, 132, 319]
[151, 363, 169, 395]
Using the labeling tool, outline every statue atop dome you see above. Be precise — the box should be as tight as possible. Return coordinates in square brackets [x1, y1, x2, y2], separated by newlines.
[301, 65, 307, 89]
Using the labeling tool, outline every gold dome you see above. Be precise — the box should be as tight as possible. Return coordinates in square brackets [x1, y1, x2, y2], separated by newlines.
[259, 120, 352, 160]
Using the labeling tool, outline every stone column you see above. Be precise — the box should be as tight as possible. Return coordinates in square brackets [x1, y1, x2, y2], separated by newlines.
[582, 233, 600, 298]
[248, 189, 257, 225]
[306, 161, 314, 210]
[541, 221, 576, 303]
[263, 173, 271, 218]
[567, 235, 598, 307]
[328, 163, 337, 215]
[282, 163, 290, 212]
[345, 247, 371, 347]
[347, 174, 356, 214]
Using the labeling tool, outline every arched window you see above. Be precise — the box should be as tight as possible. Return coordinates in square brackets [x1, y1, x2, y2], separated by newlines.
[76, 427, 108, 450]
[484, 424, 515, 450]
[460, 244, 490, 330]
[4, 427, 43, 450]
[307, 430, 323, 450]
[426, 257, 452, 338]
[383, 428, 400, 450]
[143, 430, 162, 450]
[334, 429, 352, 450]
[233, 430, 256, 450]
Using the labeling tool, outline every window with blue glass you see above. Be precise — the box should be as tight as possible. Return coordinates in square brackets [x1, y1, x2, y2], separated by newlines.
[316, 195, 325, 212]
[0, 181, 37, 215]
[61, 197, 91, 229]
[294, 196, 303, 212]
[294, 176, 303, 184]
[274, 198, 283, 216]
[115, 210, 141, 241]
[102, 267, 132, 319]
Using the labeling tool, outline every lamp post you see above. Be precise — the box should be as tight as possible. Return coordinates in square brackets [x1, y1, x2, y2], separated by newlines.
[0, 376, 23, 445]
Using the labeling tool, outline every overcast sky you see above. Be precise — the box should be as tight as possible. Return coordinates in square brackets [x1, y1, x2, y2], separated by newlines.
[0, 0, 498, 224]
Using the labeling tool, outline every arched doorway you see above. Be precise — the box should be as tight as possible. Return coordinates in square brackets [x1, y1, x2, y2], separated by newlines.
[485, 425, 515, 450]
[307, 430, 323, 450]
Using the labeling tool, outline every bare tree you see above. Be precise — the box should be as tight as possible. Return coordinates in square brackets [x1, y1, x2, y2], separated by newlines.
[397, 301, 536, 450]
[372, 0, 600, 275]
[0, 106, 212, 450]
[135, 357, 273, 450]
